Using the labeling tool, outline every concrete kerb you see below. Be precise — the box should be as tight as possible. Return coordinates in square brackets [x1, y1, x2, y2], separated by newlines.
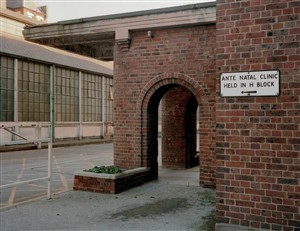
[0, 137, 113, 152]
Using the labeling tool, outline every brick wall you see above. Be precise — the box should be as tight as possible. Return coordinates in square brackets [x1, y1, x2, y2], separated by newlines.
[114, 25, 216, 186]
[74, 168, 151, 194]
[161, 86, 198, 169]
[216, 0, 300, 230]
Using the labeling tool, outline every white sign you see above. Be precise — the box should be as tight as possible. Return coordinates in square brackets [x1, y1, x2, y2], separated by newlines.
[220, 70, 280, 97]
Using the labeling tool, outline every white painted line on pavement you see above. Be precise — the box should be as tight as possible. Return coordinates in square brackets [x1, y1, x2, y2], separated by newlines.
[80, 154, 95, 167]
[8, 158, 26, 206]
[53, 156, 69, 191]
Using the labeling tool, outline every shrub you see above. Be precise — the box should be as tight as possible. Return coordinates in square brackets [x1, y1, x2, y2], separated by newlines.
[84, 165, 122, 174]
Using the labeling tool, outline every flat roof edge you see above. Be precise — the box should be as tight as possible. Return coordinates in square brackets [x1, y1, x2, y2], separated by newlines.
[0, 34, 113, 76]
[26, 2, 216, 28]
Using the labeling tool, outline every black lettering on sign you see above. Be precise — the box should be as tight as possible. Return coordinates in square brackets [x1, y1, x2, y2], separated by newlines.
[222, 75, 236, 81]
[223, 83, 238, 88]
[257, 82, 275, 87]
[260, 73, 278, 79]
[239, 74, 256, 80]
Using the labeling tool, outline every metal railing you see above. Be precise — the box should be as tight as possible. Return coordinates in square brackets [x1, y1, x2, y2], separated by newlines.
[0, 127, 52, 199]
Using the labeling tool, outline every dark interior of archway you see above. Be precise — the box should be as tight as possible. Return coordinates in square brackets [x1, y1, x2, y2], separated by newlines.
[146, 84, 199, 179]
[147, 84, 177, 180]
[185, 95, 199, 168]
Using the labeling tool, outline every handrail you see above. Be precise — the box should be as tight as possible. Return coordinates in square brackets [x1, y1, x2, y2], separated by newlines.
[1, 127, 39, 146]
[0, 138, 53, 199]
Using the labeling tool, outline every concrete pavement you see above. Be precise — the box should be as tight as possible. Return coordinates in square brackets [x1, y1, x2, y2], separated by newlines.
[1, 167, 216, 231]
[0, 143, 114, 210]
[1, 142, 216, 231]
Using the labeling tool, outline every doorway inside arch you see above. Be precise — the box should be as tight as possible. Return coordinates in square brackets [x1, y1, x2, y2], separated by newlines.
[146, 84, 200, 183]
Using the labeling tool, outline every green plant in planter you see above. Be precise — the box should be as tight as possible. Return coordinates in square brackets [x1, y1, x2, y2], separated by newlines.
[84, 165, 122, 174]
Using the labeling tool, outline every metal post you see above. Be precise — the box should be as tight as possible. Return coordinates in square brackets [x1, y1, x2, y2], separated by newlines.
[78, 71, 82, 140]
[47, 65, 55, 199]
[102, 76, 105, 122]
[47, 141, 52, 199]
[13, 58, 18, 141]
[50, 65, 55, 142]
[102, 76, 106, 137]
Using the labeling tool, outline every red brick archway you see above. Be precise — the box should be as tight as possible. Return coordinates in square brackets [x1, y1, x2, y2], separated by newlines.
[136, 72, 216, 187]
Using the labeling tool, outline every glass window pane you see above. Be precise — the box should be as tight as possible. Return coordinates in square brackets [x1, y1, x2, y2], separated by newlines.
[0, 56, 14, 121]
[17, 60, 50, 122]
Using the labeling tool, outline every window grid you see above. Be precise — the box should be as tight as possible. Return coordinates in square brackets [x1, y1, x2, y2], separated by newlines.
[1, 55, 113, 124]
[0, 56, 14, 121]
[104, 77, 113, 122]
[18, 60, 50, 121]
[82, 73, 102, 122]
[55, 67, 79, 122]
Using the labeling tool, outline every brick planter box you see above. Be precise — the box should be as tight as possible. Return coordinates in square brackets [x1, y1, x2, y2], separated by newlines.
[74, 167, 151, 194]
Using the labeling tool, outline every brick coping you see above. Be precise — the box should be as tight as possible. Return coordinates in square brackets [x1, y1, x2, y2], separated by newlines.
[74, 167, 149, 179]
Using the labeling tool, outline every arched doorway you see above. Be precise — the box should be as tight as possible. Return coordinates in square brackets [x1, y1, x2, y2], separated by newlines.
[136, 72, 215, 187]
[147, 84, 199, 180]
[160, 85, 199, 169]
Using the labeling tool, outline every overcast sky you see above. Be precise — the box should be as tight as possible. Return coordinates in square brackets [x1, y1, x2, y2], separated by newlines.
[34, 0, 214, 23]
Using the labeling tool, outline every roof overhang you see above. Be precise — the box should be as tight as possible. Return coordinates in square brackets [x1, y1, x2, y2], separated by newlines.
[1, 33, 113, 76]
[23, 2, 216, 61]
